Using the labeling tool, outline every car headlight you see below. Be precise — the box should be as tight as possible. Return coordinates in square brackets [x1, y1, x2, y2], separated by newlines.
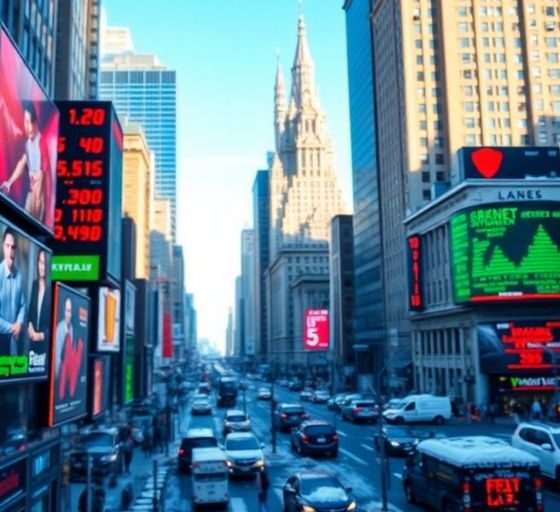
[100, 454, 117, 463]
[390, 441, 400, 447]
[253, 459, 265, 468]
[226, 460, 233, 467]
[302, 506, 316, 512]
[347, 501, 357, 511]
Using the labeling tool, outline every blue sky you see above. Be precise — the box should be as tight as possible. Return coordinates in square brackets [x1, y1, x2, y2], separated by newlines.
[103, 0, 352, 352]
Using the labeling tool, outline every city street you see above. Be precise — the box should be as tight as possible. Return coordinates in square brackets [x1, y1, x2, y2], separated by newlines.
[163, 384, 560, 511]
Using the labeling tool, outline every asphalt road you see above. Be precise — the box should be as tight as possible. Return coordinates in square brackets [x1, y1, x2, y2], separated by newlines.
[164, 383, 560, 511]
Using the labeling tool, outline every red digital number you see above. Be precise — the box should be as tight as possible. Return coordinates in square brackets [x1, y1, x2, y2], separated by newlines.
[68, 107, 106, 126]
[58, 137, 67, 154]
[71, 208, 103, 223]
[57, 160, 68, 177]
[79, 137, 105, 154]
[70, 160, 103, 178]
[54, 208, 63, 223]
[54, 225, 64, 240]
[65, 188, 104, 206]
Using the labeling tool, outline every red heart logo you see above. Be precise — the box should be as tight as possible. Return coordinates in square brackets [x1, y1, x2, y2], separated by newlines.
[471, 148, 503, 179]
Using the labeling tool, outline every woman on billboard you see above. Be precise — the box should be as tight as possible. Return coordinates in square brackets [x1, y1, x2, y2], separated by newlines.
[27, 249, 51, 353]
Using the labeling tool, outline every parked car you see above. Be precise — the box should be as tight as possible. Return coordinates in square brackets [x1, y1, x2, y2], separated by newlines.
[192, 397, 212, 415]
[374, 425, 419, 456]
[69, 428, 121, 482]
[383, 394, 451, 425]
[274, 403, 309, 432]
[288, 381, 303, 392]
[312, 390, 330, 404]
[299, 388, 314, 402]
[178, 428, 218, 473]
[341, 399, 379, 423]
[512, 421, 560, 486]
[257, 387, 272, 400]
[223, 410, 251, 436]
[223, 432, 265, 476]
[290, 420, 338, 457]
[283, 471, 356, 512]
[403, 436, 543, 511]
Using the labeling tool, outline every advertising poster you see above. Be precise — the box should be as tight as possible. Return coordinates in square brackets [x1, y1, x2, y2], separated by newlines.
[48, 283, 89, 426]
[0, 216, 52, 382]
[0, 27, 59, 232]
[91, 355, 110, 418]
[303, 309, 330, 351]
[123, 281, 135, 404]
[97, 287, 120, 352]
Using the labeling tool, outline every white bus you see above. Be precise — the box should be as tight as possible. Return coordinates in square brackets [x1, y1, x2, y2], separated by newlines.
[191, 447, 229, 509]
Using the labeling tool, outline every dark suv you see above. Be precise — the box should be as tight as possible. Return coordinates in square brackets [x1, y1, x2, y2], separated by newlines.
[290, 420, 338, 457]
[274, 403, 309, 432]
[178, 428, 218, 473]
[69, 428, 121, 481]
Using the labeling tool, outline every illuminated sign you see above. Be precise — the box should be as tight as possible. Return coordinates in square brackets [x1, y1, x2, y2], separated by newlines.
[459, 146, 560, 180]
[0, 458, 26, 504]
[478, 321, 560, 373]
[53, 101, 122, 283]
[91, 355, 110, 418]
[486, 478, 520, 508]
[0, 27, 59, 233]
[303, 309, 329, 351]
[495, 374, 560, 392]
[450, 202, 560, 303]
[51, 254, 100, 281]
[97, 287, 120, 352]
[407, 235, 423, 310]
[48, 283, 89, 426]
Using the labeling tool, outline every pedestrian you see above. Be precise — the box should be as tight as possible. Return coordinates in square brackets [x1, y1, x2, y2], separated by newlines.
[488, 402, 497, 424]
[531, 398, 542, 420]
[258, 470, 270, 510]
[123, 435, 134, 474]
[153, 424, 164, 453]
[142, 425, 153, 457]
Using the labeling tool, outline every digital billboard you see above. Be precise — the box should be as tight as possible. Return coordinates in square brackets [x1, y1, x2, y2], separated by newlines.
[450, 202, 560, 303]
[0, 27, 59, 233]
[303, 309, 329, 351]
[97, 287, 120, 352]
[52, 101, 122, 282]
[478, 321, 560, 374]
[123, 280, 135, 404]
[48, 283, 89, 426]
[91, 355, 110, 418]
[407, 235, 424, 310]
[458, 146, 560, 181]
[0, 216, 52, 382]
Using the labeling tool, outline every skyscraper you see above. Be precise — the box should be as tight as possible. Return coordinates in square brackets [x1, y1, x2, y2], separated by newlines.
[372, 0, 560, 381]
[342, 0, 385, 387]
[99, 36, 178, 238]
[267, 16, 347, 372]
[241, 229, 256, 358]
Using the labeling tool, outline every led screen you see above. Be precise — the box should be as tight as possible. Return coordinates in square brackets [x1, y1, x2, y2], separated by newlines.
[450, 202, 560, 303]
[303, 309, 329, 350]
[0, 27, 59, 232]
[0, 216, 52, 382]
[91, 355, 110, 418]
[48, 283, 89, 426]
[97, 287, 120, 352]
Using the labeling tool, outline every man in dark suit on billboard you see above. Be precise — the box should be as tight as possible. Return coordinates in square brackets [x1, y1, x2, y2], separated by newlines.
[0, 228, 26, 356]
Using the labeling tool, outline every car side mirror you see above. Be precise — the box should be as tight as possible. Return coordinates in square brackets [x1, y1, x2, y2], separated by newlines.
[260, 442, 265, 449]
[541, 443, 554, 452]
[285, 485, 296, 494]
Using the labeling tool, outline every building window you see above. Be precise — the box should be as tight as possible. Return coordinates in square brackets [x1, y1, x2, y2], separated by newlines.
[435, 154, 445, 165]
[422, 190, 431, 201]
[422, 172, 430, 183]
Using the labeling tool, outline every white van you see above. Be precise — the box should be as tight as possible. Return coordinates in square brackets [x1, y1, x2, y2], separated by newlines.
[191, 447, 229, 509]
[383, 394, 451, 425]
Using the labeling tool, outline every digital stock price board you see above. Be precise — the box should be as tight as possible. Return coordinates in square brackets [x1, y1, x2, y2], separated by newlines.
[52, 102, 123, 282]
[450, 202, 560, 303]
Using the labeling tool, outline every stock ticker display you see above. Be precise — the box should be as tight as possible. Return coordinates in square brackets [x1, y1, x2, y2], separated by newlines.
[450, 202, 560, 303]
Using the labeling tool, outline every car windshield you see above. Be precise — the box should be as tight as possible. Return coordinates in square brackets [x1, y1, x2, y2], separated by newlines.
[227, 415, 247, 422]
[284, 407, 304, 414]
[316, 391, 329, 396]
[79, 433, 113, 448]
[194, 394, 206, 400]
[226, 438, 259, 451]
[183, 438, 217, 450]
[194, 400, 208, 405]
[300, 476, 347, 501]
[305, 425, 335, 435]
[387, 400, 404, 408]
[354, 401, 375, 408]
[553, 434, 560, 447]
[386, 427, 414, 437]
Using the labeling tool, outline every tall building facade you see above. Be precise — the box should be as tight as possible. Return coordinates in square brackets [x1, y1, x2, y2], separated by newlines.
[330, 215, 355, 391]
[1, 0, 58, 94]
[55, 0, 101, 100]
[267, 16, 347, 372]
[342, 0, 385, 386]
[185, 293, 198, 353]
[241, 229, 256, 358]
[252, 169, 270, 360]
[172, 245, 186, 358]
[123, 122, 153, 279]
[372, 0, 560, 387]
[234, 276, 244, 357]
[226, 307, 234, 357]
[99, 44, 178, 238]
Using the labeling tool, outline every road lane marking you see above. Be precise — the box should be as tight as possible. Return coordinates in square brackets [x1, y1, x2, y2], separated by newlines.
[360, 443, 375, 452]
[393, 472, 402, 479]
[339, 447, 367, 466]
[337, 430, 347, 437]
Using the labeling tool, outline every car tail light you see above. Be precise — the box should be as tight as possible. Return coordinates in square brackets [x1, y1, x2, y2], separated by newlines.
[462, 480, 471, 512]
[332, 434, 339, 441]
[281, 413, 288, 419]
[535, 478, 543, 511]
[301, 434, 309, 443]
[178, 448, 185, 456]
[353, 407, 363, 413]
[302, 413, 309, 419]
